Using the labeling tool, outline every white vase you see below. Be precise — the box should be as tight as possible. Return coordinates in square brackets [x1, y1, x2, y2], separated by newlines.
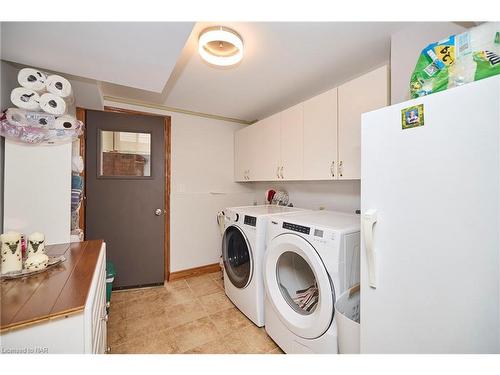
[1, 232, 22, 274]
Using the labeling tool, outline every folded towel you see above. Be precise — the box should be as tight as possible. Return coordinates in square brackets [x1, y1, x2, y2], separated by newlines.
[71, 188, 82, 211]
[71, 174, 83, 190]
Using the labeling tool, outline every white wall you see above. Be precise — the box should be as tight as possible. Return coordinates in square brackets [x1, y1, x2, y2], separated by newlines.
[251, 180, 360, 213]
[102, 100, 257, 272]
[390, 22, 466, 104]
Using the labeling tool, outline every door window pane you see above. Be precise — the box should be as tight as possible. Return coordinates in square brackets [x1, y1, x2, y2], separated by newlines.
[100, 130, 151, 177]
[277, 251, 319, 315]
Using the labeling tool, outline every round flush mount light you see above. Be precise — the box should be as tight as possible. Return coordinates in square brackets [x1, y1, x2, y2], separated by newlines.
[198, 26, 244, 67]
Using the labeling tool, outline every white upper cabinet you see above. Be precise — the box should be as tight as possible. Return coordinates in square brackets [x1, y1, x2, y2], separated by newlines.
[234, 65, 389, 182]
[337, 65, 389, 179]
[234, 125, 255, 181]
[253, 113, 281, 181]
[303, 88, 338, 180]
[280, 103, 304, 180]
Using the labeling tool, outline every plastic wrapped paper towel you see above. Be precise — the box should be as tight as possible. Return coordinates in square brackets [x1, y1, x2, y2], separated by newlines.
[17, 67, 47, 92]
[39, 93, 68, 116]
[410, 22, 500, 98]
[10, 87, 41, 111]
[45, 74, 73, 98]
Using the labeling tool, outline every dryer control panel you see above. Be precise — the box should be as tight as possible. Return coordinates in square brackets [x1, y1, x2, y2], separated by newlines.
[283, 222, 310, 235]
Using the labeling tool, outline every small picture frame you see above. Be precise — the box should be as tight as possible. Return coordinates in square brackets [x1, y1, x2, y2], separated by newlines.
[401, 104, 425, 130]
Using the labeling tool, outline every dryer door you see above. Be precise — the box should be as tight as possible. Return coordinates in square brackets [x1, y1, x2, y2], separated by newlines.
[264, 233, 335, 339]
[222, 225, 253, 289]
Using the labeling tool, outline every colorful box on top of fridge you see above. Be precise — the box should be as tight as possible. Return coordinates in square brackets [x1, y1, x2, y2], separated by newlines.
[410, 22, 500, 99]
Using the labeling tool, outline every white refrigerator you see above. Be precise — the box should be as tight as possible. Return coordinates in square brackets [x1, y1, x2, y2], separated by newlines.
[360, 76, 500, 353]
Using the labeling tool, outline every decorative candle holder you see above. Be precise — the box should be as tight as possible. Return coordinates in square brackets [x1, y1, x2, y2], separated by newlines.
[1, 232, 22, 275]
[27, 232, 45, 258]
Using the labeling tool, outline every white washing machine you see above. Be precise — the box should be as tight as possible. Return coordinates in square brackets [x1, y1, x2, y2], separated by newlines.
[222, 205, 307, 327]
[263, 210, 360, 353]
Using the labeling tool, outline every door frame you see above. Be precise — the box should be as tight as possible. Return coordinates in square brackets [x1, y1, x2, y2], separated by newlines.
[77, 106, 172, 282]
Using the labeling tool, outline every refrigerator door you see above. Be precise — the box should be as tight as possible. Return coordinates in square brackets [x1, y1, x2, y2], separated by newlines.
[360, 77, 500, 353]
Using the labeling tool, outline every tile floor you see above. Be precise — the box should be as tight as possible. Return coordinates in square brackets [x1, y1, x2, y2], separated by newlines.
[107, 271, 284, 354]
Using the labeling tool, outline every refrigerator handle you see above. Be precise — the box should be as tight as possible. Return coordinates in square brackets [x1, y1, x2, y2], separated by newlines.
[362, 209, 378, 288]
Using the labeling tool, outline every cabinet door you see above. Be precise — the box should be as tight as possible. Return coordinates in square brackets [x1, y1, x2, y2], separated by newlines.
[252, 113, 281, 181]
[303, 88, 338, 180]
[338, 65, 388, 179]
[280, 103, 303, 180]
[234, 126, 256, 182]
[234, 128, 247, 181]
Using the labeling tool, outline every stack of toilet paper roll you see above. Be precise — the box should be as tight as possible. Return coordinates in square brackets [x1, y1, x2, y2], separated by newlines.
[1, 67, 83, 145]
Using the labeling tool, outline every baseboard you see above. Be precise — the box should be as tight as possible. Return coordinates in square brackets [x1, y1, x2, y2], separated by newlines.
[169, 263, 221, 281]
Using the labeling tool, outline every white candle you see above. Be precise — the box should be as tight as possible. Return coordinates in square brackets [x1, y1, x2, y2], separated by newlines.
[1, 232, 22, 274]
[27, 232, 45, 258]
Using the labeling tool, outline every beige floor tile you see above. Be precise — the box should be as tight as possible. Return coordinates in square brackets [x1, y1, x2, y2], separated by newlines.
[111, 329, 178, 354]
[214, 278, 225, 290]
[209, 307, 252, 336]
[111, 289, 144, 304]
[169, 316, 220, 353]
[107, 282, 282, 354]
[224, 325, 277, 354]
[198, 290, 234, 314]
[188, 278, 221, 297]
[185, 274, 213, 285]
[268, 347, 285, 354]
[159, 285, 196, 305]
[207, 271, 223, 280]
[183, 338, 231, 354]
[161, 299, 208, 329]
[164, 278, 189, 290]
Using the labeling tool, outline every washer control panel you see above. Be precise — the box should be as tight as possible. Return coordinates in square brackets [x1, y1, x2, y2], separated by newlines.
[244, 215, 257, 227]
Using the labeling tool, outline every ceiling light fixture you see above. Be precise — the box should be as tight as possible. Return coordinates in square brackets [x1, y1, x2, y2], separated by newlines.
[198, 26, 244, 67]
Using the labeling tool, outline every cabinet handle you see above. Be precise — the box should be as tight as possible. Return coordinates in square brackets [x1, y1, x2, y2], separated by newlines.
[280, 166, 284, 179]
[330, 161, 335, 178]
[339, 161, 343, 177]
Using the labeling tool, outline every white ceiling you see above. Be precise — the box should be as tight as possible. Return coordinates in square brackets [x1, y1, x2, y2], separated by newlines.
[102, 22, 407, 121]
[1, 22, 194, 92]
[2, 22, 407, 122]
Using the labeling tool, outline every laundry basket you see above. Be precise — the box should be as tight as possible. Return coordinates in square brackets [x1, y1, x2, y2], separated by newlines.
[334, 284, 360, 354]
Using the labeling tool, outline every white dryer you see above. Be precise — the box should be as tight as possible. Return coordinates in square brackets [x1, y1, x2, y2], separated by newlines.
[222, 205, 306, 327]
[263, 210, 360, 353]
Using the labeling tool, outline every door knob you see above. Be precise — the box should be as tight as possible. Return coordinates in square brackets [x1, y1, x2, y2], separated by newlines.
[155, 208, 163, 216]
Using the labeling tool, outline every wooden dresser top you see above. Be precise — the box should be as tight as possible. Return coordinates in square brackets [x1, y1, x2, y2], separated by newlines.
[1, 240, 103, 333]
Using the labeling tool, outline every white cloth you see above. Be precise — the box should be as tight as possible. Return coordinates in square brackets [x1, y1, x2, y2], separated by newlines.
[72, 155, 84, 173]
[10, 87, 41, 111]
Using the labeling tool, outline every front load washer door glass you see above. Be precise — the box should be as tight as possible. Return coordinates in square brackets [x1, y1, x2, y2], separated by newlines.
[277, 251, 319, 315]
[222, 225, 252, 288]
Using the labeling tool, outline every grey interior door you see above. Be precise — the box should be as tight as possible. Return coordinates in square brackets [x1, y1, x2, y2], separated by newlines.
[86, 110, 166, 289]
